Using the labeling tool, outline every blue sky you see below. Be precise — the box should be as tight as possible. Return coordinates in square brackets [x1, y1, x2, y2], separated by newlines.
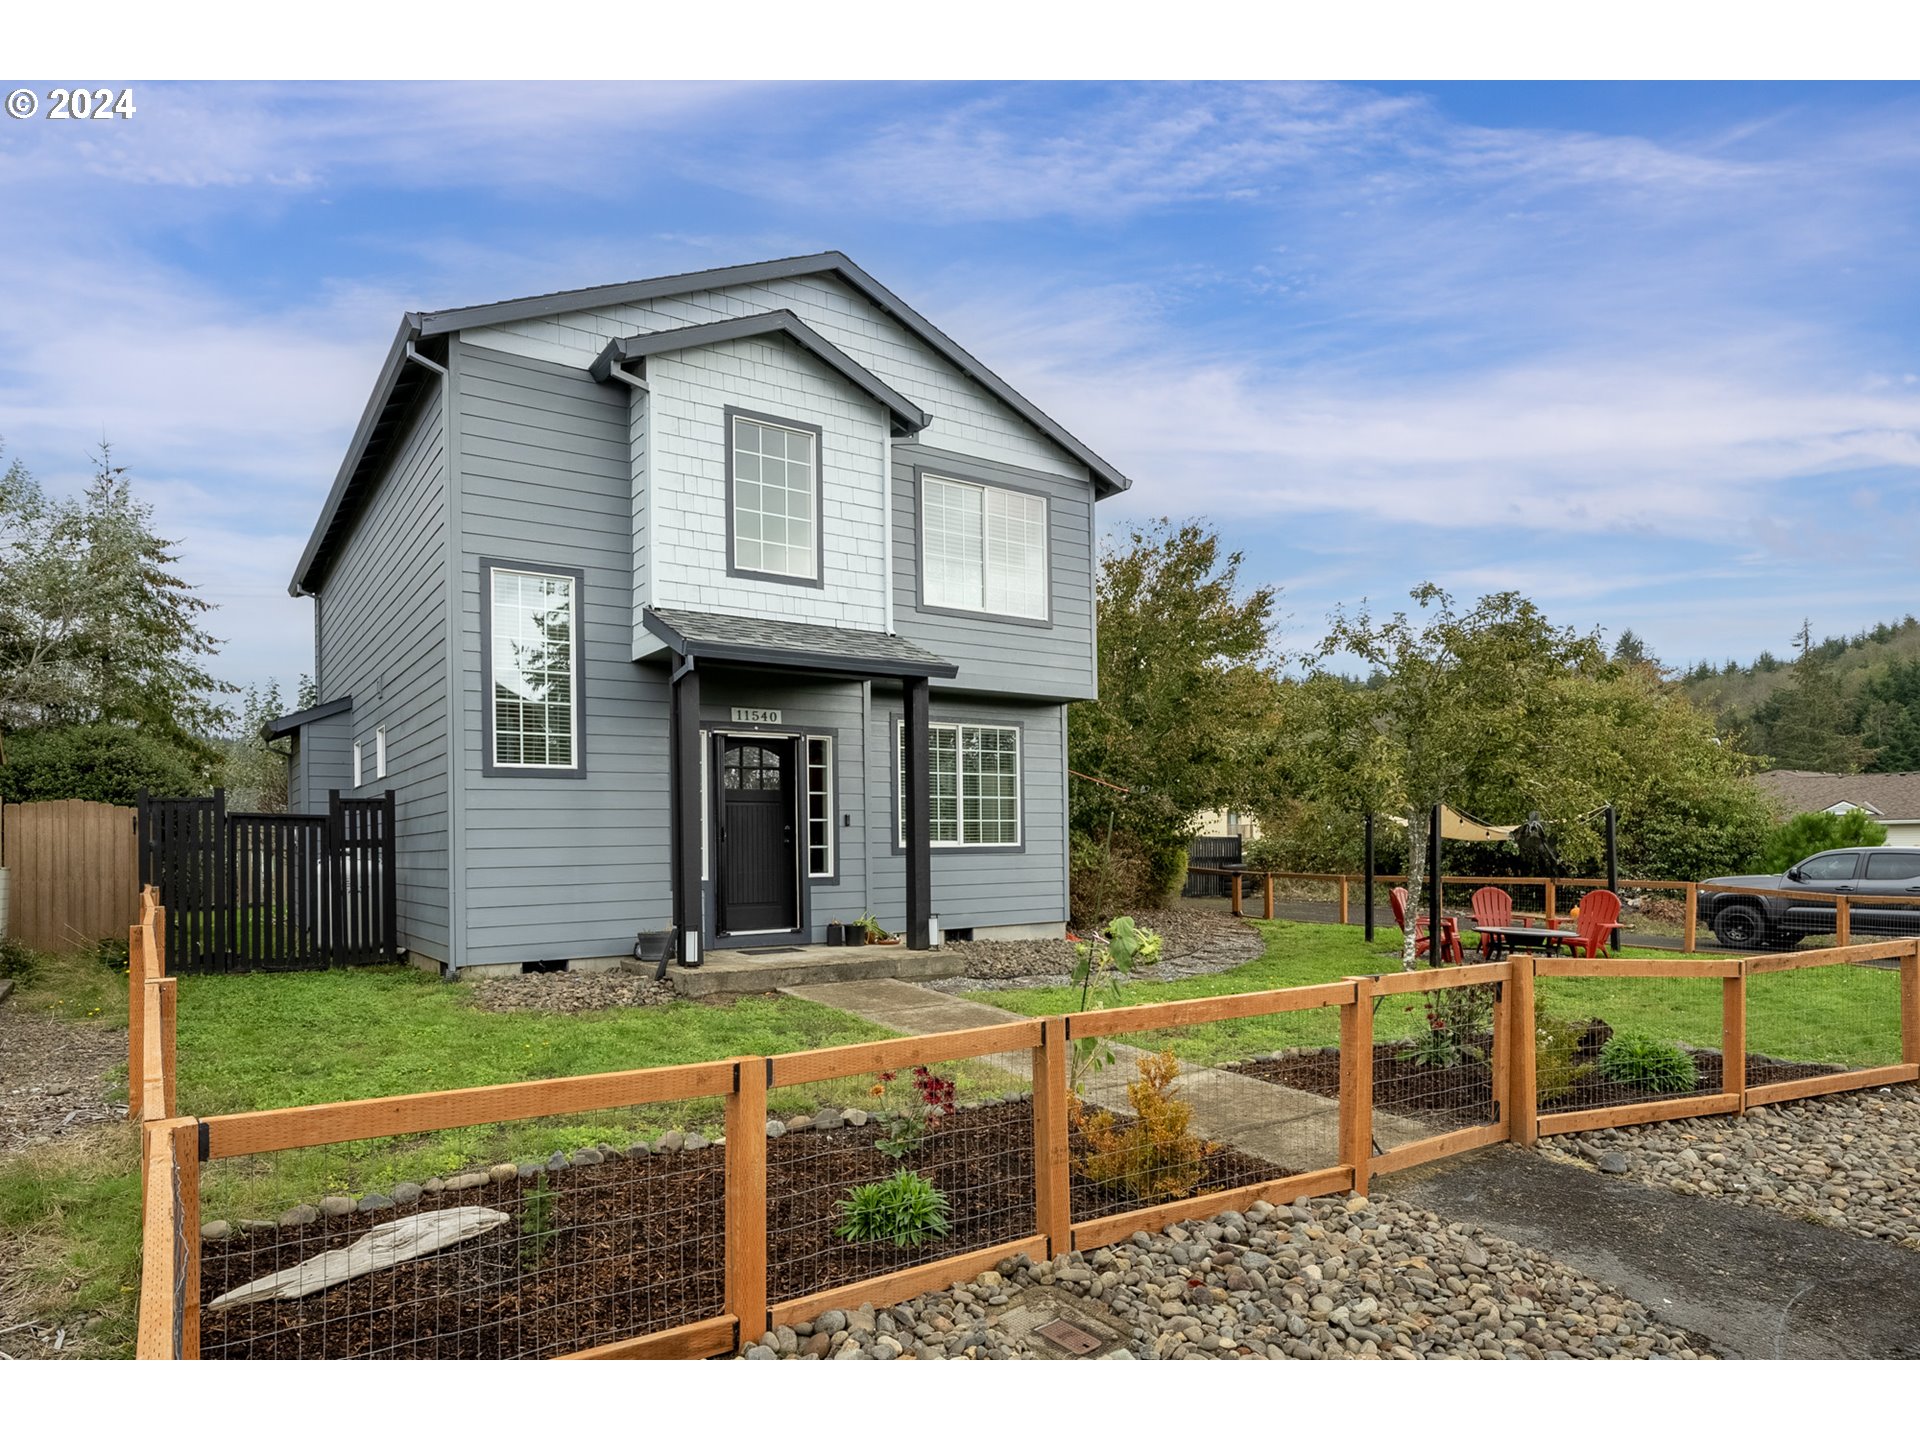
[5, 79, 1920, 700]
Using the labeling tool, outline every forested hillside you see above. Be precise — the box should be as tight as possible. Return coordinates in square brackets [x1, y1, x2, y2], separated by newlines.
[1676, 616, 1920, 773]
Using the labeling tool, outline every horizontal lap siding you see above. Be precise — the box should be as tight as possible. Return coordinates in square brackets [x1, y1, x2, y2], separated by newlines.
[455, 342, 668, 969]
[890, 443, 1096, 701]
[292, 714, 355, 813]
[866, 693, 1067, 933]
[313, 387, 450, 958]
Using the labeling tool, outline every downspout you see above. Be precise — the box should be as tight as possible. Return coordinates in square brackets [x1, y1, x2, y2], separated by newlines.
[881, 430, 895, 634]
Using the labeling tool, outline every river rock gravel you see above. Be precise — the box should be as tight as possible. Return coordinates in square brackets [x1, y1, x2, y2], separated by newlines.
[461, 969, 675, 1014]
[930, 908, 1263, 993]
[740, 1192, 1709, 1359]
[1540, 1084, 1920, 1249]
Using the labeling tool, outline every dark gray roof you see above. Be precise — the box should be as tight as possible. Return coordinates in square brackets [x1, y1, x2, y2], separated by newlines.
[291, 251, 1128, 594]
[261, 693, 352, 741]
[644, 608, 958, 680]
[1755, 769, 1920, 821]
[588, 311, 932, 437]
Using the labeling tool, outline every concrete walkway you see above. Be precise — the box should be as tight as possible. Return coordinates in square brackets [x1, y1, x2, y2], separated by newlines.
[780, 978, 1430, 1174]
[1380, 1145, 1920, 1358]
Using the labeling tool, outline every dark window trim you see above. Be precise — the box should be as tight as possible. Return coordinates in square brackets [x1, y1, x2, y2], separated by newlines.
[724, 405, 826, 590]
[912, 465, 1054, 628]
[479, 556, 588, 779]
[889, 712, 1027, 854]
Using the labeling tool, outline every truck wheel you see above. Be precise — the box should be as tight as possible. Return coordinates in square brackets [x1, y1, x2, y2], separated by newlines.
[1712, 905, 1767, 949]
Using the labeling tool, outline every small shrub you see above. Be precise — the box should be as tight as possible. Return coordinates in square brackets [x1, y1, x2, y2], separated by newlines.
[868, 1065, 958, 1161]
[1598, 1034, 1698, 1094]
[519, 1173, 557, 1270]
[1071, 1050, 1214, 1202]
[1535, 1015, 1595, 1103]
[834, 1169, 952, 1248]
[0, 937, 41, 984]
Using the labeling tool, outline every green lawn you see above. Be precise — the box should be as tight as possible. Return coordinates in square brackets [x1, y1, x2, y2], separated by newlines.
[972, 920, 1906, 1071]
[0, 951, 909, 1358]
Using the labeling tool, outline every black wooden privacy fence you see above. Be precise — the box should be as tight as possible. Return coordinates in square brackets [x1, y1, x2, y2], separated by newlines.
[136, 789, 397, 973]
[1183, 834, 1243, 898]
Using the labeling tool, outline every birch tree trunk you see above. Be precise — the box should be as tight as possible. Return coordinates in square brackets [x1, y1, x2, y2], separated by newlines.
[1401, 806, 1422, 971]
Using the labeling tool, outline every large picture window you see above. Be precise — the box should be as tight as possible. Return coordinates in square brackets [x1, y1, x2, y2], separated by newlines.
[486, 564, 581, 773]
[921, 474, 1048, 620]
[728, 410, 822, 584]
[898, 721, 1020, 847]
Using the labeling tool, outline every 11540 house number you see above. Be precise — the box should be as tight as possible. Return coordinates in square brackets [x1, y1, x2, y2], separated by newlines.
[731, 707, 782, 725]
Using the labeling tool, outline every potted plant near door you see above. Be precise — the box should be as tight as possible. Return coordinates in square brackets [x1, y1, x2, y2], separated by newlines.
[825, 920, 846, 946]
[859, 914, 902, 946]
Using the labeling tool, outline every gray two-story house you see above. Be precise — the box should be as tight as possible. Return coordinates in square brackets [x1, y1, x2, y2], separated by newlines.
[270, 252, 1128, 976]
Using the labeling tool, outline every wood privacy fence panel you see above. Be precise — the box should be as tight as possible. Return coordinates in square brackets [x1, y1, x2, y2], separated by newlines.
[138, 789, 396, 973]
[1182, 835, 1242, 898]
[137, 941, 1920, 1360]
[0, 799, 138, 951]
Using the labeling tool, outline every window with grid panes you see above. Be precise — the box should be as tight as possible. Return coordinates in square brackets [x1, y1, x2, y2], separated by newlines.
[489, 567, 578, 769]
[806, 736, 833, 877]
[730, 415, 819, 581]
[897, 721, 1019, 846]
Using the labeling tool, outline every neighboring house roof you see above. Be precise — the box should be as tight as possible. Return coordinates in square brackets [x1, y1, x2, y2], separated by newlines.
[1754, 769, 1920, 822]
[261, 693, 353, 741]
[587, 311, 933, 438]
[643, 607, 959, 680]
[292, 250, 1131, 597]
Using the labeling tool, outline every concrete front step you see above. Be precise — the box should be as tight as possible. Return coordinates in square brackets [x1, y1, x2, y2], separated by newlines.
[640, 945, 966, 998]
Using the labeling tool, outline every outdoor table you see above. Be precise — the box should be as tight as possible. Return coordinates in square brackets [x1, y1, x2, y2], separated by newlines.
[1473, 922, 1621, 959]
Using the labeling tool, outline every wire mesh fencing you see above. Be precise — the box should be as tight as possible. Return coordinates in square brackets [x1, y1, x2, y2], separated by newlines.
[1531, 963, 1740, 1127]
[1744, 946, 1914, 1099]
[763, 1026, 1041, 1312]
[1067, 987, 1351, 1246]
[1364, 969, 1508, 1171]
[196, 1084, 732, 1360]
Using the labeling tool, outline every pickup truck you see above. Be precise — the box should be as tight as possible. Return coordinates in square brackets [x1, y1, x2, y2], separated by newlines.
[1698, 846, 1920, 948]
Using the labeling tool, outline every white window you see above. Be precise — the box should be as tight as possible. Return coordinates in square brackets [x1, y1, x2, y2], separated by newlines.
[374, 726, 387, 781]
[730, 413, 819, 582]
[806, 736, 834, 877]
[921, 475, 1048, 620]
[352, 740, 363, 789]
[488, 566, 579, 770]
[898, 722, 1021, 847]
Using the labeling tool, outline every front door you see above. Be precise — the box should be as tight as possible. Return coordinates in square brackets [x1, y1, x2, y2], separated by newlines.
[717, 736, 800, 937]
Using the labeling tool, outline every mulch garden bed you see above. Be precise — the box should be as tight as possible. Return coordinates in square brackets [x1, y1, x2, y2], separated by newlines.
[1230, 1034, 1844, 1126]
[201, 1096, 1285, 1359]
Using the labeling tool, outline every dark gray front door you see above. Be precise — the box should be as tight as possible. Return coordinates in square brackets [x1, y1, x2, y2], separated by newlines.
[718, 736, 799, 936]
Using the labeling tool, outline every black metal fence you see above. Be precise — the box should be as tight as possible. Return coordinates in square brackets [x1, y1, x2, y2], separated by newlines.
[137, 788, 397, 973]
[1183, 834, 1243, 898]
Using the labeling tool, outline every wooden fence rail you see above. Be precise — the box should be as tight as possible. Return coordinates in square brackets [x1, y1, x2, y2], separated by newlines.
[133, 911, 1920, 1362]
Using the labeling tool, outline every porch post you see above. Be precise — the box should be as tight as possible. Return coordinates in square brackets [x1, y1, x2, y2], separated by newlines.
[904, 676, 932, 950]
[669, 660, 703, 966]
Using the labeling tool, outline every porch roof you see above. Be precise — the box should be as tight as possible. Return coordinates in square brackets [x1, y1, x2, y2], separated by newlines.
[642, 608, 959, 680]
[261, 693, 353, 741]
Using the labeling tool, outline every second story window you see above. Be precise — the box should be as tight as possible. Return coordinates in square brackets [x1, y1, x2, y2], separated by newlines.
[728, 409, 822, 585]
[485, 562, 583, 775]
[921, 475, 1049, 620]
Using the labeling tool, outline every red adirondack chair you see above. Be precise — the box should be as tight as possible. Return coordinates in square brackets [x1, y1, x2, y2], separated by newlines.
[1470, 886, 1514, 958]
[1389, 886, 1465, 964]
[1551, 889, 1622, 958]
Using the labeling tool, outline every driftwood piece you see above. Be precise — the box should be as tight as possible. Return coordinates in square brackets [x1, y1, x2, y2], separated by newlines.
[208, 1207, 510, 1310]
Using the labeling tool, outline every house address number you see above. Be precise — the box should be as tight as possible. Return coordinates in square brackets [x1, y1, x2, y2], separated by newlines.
[731, 707, 783, 725]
